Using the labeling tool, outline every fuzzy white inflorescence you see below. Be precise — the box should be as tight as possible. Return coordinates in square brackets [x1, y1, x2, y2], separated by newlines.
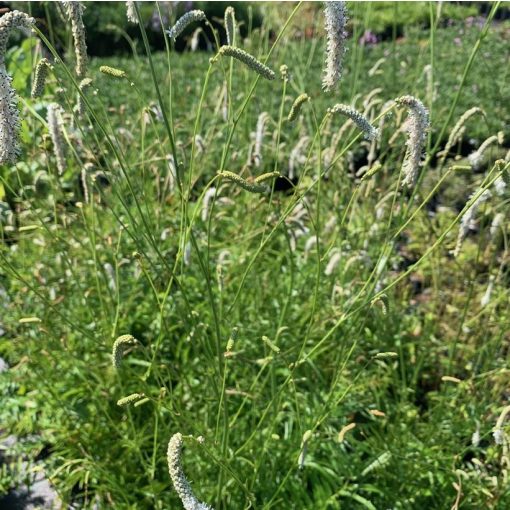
[0, 10, 35, 164]
[439, 107, 485, 164]
[77, 77, 92, 117]
[452, 189, 491, 258]
[328, 104, 378, 141]
[288, 136, 310, 180]
[167, 10, 206, 41]
[47, 103, 66, 175]
[468, 132, 504, 171]
[111, 334, 138, 369]
[224, 6, 236, 46]
[63, 1, 87, 78]
[201, 187, 217, 222]
[217, 46, 275, 81]
[322, 1, 348, 92]
[395, 95, 430, 187]
[31, 58, 52, 99]
[167, 433, 213, 510]
[253, 112, 269, 167]
[126, 1, 138, 24]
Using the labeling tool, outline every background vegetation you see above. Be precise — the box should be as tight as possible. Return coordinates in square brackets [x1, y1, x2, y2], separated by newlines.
[1, 1, 509, 509]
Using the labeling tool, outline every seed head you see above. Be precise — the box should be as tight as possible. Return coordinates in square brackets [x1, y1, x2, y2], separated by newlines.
[289, 136, 310, 180]
[126, 1, 138, 24]
[117, 392, 145, 407]
[62, 2, 88, 78]
[253, 112, 269, 167]
[440, 107, 485, 164]
[262, 335, 280, 354]
[324, 251, 341, 276]
[322, 1, 348, 92]
[167, 433, 213, 510]
[328, 104, 378, 141]
[452, 189, 491, 258]
[279, 64, 289, 82]
[298, 430, 313, 469]
[0, 10, 35, 57]
[47, 103, 66, 175]
[0, 11, 35, 164]
[100, 65, 127, 79]
[76, 77, 92, 117]
[217, 46, 275, 81]
[111, 334, 138, 369]
[287, 93, 310, 122]
[224, 6, 236, 46]
[468, 133, 504, 171]
[31, 58, 52, 99]
[218, 171, 269, 194]
[254, 171, 280, 184]
[395, 95, 430, 187]
[167, 10, 206, 41]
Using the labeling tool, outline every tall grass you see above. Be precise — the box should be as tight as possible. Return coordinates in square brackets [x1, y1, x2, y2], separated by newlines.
[1, 2, 509, 509]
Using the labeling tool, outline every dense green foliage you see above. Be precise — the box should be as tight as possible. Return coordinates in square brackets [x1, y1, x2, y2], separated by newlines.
[1, 2, 510, 509]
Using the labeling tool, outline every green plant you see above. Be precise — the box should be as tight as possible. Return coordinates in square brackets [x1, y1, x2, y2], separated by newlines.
[1, 2, 510, 509]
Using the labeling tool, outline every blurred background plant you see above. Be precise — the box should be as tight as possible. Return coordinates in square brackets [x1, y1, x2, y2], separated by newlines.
[0, 1, 509, 509]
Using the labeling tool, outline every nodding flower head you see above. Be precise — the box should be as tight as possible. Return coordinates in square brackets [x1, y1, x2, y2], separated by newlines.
[218, 170, 269, 194]
[279, 64, 289, 82]
[76, 77, 92, 117]
[452, 189, 491, 258]
[31, 58, 52, 99]
[287, 93, 310, 122]
[216, 46, 275, 81]
[47, 103, 66, 175]
[117, 392, 145, 407]
[167, 10, 206, 41]
[468, 132, 504, 171]
[126, 1, 138, 24]
[0, 68, 21, 164]
[0, 10, 35, 58]
[253, 111, 270, 167]
[0, 10, 35, 164]
[395, 95, 429, 188]
[328, 104, 378, 141]
[167, 433, 213, 510]
[99, 65, 127, 79]
[440, 107, 485, 164]
[111, 334, 138, 369]
[62, 2, 88, 78]
[322, 1, 348, 92]
[224, 6, 236, 46]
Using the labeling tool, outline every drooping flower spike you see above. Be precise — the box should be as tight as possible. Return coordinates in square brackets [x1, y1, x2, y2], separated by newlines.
[216, 46, 275, 81]
[224, 6, 236, 46]
[0, 10, 35, 164]
[439, 107, 485, 164]
[468, 132, 504, 171]
[62, 2, 88, 78]
[47, 103, 66, 175]
[77, 77, 92, 117]
[452, 189, 491, 258]
[167, 433, 213, 510]
[218, 171, 270, 193]
[100, 65, 127, 79]
[117, 393, 145, 407]
[322, 1, 348, 92]
[394, 95, 430, 188]
[328, 104, 378, 141]
[167, 10, 206, 41]
[31, 58, 52, 99]
[126, 1, 138, 24]
[111, 334, 138, 369]
[287, 93, 310, 122]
